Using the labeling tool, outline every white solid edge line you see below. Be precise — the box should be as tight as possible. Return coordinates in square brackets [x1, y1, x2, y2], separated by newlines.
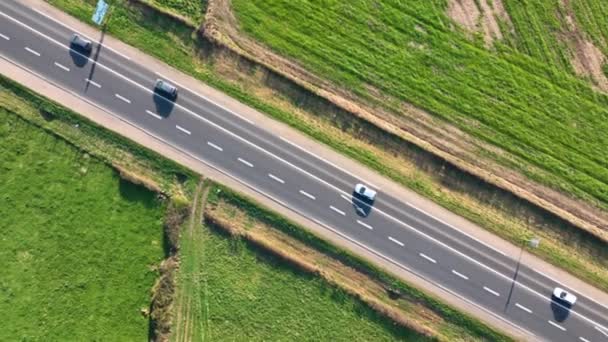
[2, 53, 539, 341]
[483, 286, 500, 297]
[419, 253, 437, 264]
[357, 220, 373, 230]
[2, 10, 603, 335]
[176, 125, 191, 135]
[548, 320, 566, 331]
[53, 61, 69, 72]
[596, 326, 608, 337]
[207, 141, 223, 152]
[0, 33, 9, 40]
[145, 110, 162, 120]
[115, 93, 131, 104]
[299, 190, 316, 200]
[268, 173, 285, 184]
[388, 236, 404, 247]
[238, 157, 253, 168]
[330, 205, 346, 216]
[515, 303, 532, 314]
[579, 337, 590, 342]
[154, 71, 255, 125]
[24, 46, 40, 56]
[85, 78, 101, 88]
[406, 201, 507, 256]
[30, 7, 132, 60]
[279, 136, 381, 190]
[451, 270, 468, 280]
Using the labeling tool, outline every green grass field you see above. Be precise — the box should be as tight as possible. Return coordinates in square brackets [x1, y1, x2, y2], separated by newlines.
[173, 189, 431, 342]
[0, 112, 165, 340]
[231, 0, 608, 210]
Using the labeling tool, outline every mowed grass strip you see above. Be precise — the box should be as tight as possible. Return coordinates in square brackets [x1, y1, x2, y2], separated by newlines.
[231, 0, 608, 209]
[0, 112, 165, 341]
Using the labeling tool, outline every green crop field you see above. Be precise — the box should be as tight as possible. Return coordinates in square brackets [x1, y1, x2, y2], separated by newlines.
[0, 113, 165, 340]
[232, 0, 608, 210]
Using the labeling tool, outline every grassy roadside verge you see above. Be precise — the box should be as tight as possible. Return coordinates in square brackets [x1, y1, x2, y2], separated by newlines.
[45, 0, 608, 292]
[0, 82, 184, 340]
[202, 183, 512, 341]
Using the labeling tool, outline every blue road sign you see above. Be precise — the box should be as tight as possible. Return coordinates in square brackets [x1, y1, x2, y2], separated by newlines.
[92, 0, 109, 25]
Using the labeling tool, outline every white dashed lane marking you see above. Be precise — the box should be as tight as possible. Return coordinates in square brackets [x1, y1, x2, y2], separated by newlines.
[548, 320, 566, 331]
[330, 206, 346, 216]
[145, 110, 162, 120]
[451, 270, 469, 280]
[356, 220, 373, 230]
[53, 61, 69, 72]
[85, 78, 101, 88]
[238, 158, 253, 167]
[207, 141, 223, 151]
[115, 93, 131, 104]
[515, 303, 532, 314]
[25, 46, 40, 56]
[483, 286, 500, 297]
[299, 190, 316, 200]
[419, 253, 437, 264]
[0, 33, 9, 40]
[388, 236, 404, 247]
[268, 174, 285, 184]
[176, 125, 191, 135]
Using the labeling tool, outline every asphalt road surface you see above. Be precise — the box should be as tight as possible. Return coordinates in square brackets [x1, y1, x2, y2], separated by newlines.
[1, 1, 607, 340]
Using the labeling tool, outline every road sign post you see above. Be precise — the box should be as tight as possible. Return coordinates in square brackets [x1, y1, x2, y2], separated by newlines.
[92, 0, 109, 26]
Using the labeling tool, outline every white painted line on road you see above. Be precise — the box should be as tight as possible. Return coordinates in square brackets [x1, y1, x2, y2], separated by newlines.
[299, 190, 316, 200]
[176, 125, 191, 135]
[31, 8, 132, 60]
[25, 47, 40, 56]
[3, 10, 604, 336]
[115, 93, 131, 104]
[419, 253, 437, 264]
[0, 33, 9, 40]
[154, 72, 255, 125]
[145, 110, 162, 120]
[0, 50, 545, 341]
[207, 141, 223, 152]
[548, 320, 566, 331]
[268, 173, 285, 184]
[357, 220, 373, 230]
[85, 78, 101, 88]
[515, 303, 532, 314]
[596, 326, 608, 337]
[406, 201, 506, 256]
[53, 61, 70, 72]
[483, 286, 500, 297]
[279, 136, 380, 190]
[330, 206, 346, 216]
[451, 270, 469, 280]
[238, 158, 253, 168]
[388, 236, 404, 247]
[579, 337, 590, 342]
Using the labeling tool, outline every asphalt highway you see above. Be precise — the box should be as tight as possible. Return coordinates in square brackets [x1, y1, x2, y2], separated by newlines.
[1, 1, 607, 340]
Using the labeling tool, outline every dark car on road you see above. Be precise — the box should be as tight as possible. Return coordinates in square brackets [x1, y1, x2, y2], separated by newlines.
[154, 79, 178, 101]
[70, 34, 92, 54]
